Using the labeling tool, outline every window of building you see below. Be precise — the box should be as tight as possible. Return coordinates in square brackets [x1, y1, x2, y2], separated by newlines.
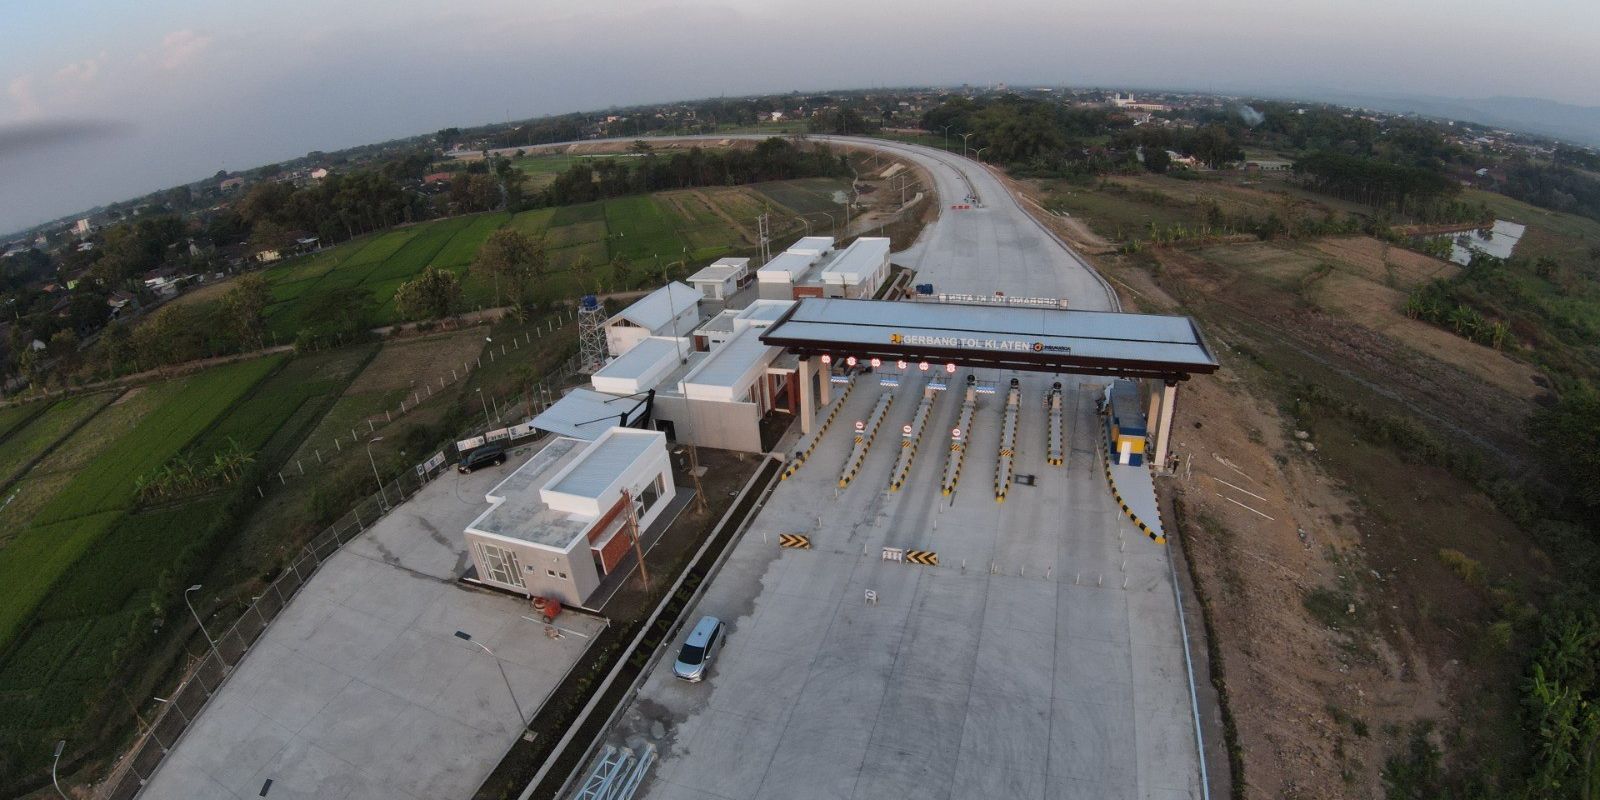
[477, 542, 525, 589]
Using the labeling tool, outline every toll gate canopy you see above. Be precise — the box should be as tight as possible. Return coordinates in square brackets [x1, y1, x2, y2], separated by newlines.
[759, 298, 1219, 381]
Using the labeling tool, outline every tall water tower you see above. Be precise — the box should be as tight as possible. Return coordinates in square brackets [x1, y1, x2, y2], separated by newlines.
[576, 294, 606, 373]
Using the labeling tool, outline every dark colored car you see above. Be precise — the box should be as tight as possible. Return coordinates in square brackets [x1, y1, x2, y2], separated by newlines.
[457, 442, 507, 473]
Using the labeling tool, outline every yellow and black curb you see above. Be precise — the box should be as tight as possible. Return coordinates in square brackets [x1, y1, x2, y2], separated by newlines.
[778, 533, 811, 549]
[1099, 432, 1165, 544]
[905, 550, 938, 566]
[782, 378, 857, 480]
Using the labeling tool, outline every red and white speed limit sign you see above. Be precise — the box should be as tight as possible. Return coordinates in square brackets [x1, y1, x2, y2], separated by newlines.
[952, 427, 963, 439]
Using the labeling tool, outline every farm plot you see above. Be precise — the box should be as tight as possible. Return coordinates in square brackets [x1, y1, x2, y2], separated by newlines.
[0, 392, 114, 487]
[752, 177, 849, 216]
[288, 331, 485, 467]
[365, 217, 474, 282]
[0, 401, 47, 444]
[605, 195, 687, 262]
[432, 212, 510, 267]
[506, 208, 556, 237]
[340, 228, 418, 268]
[0, 499, 229, 786]
[0, 356, 284, 651]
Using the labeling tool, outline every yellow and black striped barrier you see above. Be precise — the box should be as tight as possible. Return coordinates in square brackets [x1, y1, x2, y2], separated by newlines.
[1100, 430, 1165, 544]
[782, 377, 857, 480]
[778, 534, 811, 549]
[905, 550, 938, 566]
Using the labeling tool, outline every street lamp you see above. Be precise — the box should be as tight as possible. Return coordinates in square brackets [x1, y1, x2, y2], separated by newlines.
[454, 631, 526, 727]
[818, 211, 836, 237]
[184, 585, 219, 660]
[974, 147, 989, 164]
[941, 124, 953, 153]
[475, 388, 491, 427]
[51, 740, 67, 799]
[365, 436, 389, 510]
[960, 132, 975, 158]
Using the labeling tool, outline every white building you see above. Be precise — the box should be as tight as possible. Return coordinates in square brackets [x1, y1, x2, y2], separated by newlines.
[73, 218, 92, 237]
[756, 236, 891, 300]
[463, 428, 676, 608]
[590, 336, 688, 396]
[686, 257, 750, 302]
[604, 282, 700, 357]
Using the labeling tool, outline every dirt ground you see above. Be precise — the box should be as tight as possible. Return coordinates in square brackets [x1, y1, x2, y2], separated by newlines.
[343, 329, 488, 396]
[1108, 258, 1546, 799]
[997, 159, 1559, 796]
[1148, 243, 1545, 466]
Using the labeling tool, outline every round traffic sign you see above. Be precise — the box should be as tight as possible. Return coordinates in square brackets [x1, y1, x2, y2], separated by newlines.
[952, 427, 963, 439]
[821, 354, 832, 364]
[870, 358, 881, 368]
[847, 356, 857, 366]
[855, 420, 865, 431]
[902, 424, 912, 434]
[945, 362, 957, 373]
[918, 361, 930, 371]
[897, 360, 907, 370]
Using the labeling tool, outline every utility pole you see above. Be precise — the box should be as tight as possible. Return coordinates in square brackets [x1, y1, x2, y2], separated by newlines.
[623, 490, 650, 589]
[688, 445, 708, 513]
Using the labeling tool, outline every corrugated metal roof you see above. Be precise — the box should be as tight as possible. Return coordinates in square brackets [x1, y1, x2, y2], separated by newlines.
[531, 388, 649, 439]
[611, 282, 699, 332]
[761, 298, 1218, 372]
[546, 429, 661, 499]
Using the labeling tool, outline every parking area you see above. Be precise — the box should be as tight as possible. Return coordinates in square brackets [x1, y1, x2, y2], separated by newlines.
[140, 448, 606, 800]
[603, 369, 1201, 800]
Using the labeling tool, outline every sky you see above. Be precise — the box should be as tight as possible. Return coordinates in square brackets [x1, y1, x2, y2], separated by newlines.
[2, 0, 1597, 235]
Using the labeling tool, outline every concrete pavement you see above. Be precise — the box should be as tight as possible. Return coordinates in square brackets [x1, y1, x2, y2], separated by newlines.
[596, 142, 1205, 799]
[138, 449, 606, 800]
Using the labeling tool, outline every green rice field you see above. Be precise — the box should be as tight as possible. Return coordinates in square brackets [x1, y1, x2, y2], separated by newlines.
[244, 178, 840, 337]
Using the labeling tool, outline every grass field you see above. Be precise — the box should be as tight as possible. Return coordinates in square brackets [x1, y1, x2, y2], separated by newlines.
[0, 357, 282, 657]
[208, 177, 844, 340]
[0, 402, 47, 443]
[0, 393, 114, 489]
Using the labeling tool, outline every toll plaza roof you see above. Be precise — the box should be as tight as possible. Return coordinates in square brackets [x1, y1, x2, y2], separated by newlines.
[759, 298, 1219, 380]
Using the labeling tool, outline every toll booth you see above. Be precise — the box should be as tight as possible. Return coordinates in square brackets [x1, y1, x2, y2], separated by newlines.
[1104, 379, 1147, 466]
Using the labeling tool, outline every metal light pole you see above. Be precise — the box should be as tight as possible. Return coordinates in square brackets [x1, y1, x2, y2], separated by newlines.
[51, 740, 67, 799]
[184, 585, 219, 660]
[454, 631, 526, 727]
[819, 211, 836, 237]
[974, 147, 989, 164]
[365, 436, 389, 510]
[475, 388, 491, 427]
[941, 124, 953, 153]
[960, 132, 975, 158]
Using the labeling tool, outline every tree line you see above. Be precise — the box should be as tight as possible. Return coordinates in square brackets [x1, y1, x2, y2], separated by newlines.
[1292, 151, 1459, 213]
[536, 138, 848, 207]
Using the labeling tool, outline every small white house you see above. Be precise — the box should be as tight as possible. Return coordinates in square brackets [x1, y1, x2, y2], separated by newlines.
[463, 428, 676, 608]
[604, 282, 700, 357]
[686, 257, 750, 301]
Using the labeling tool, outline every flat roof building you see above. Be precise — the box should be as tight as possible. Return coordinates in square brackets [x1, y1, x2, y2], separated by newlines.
[686, 257, 751, 302]
[590, 336, 688, 396]
[756, 236, 891, 300]
[463, 428, 675, 608]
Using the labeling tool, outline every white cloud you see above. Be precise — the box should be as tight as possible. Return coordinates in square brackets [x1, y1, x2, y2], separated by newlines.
[159, 29, 213, 70]
[55, 53, 107, 84]
[6, 75, 40, 119]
